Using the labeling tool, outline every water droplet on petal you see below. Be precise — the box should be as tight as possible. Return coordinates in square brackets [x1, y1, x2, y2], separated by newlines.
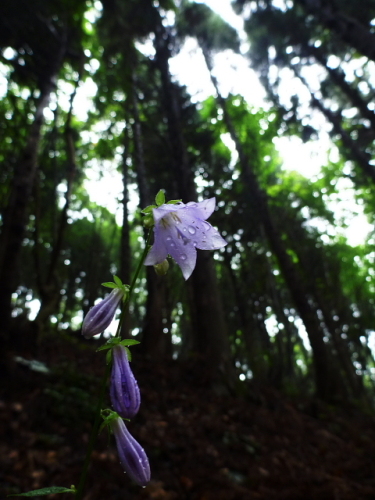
[203, 221, 212, 231]
[166, 236, 172, 241]
[180, 254, 187, 261]
[170, 242, 175, 247]
[188, 226, 196, 234]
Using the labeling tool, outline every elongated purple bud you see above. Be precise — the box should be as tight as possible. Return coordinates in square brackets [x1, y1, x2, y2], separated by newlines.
[82, 288, 124, 339]
[111, 416, 150, 486]
[110, 345, 141, 419]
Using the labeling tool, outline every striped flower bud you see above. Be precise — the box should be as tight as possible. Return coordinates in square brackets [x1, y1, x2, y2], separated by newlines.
[111, 416, 150, 486]
[82, 288, 124, 339]
[110, 345, 140, 419]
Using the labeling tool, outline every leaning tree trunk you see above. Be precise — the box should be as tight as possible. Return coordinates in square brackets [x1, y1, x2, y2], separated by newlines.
[302, 42, 375, 132]
[293, 68, 375, 184]
[202, 47, 340, 400]
[297, 0, 375, 63]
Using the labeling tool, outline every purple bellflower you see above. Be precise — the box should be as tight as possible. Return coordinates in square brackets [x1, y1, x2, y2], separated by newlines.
[111, 416, 151, 487]
[144, 197, 227, 280]
[82, 288, 124, 339]
[110, 345, 141, 419]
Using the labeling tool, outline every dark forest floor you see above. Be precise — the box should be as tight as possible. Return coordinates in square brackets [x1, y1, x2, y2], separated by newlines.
[2, 334, 375, 500]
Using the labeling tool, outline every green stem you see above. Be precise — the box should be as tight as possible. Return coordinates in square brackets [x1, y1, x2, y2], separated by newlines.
[75, 229, 152, 499]
[116, 230, 152, 336]
[74, 362, 111, 500]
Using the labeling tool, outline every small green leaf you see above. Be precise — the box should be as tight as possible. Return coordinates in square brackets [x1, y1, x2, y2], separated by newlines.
[119, 339, 140, 347]
[167, 199, 182, 204]
[113, 275, 123, 286]
[102, 282, 117, 288]
[96, 338, 121, 352]
[155, 189, 165, 206]
[8, 486, 75, 497]
[141, 204, 156, 214]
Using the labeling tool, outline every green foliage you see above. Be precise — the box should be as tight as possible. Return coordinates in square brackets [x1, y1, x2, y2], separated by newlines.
[2, 0, 375, 403]
[8, 486, 75, 497]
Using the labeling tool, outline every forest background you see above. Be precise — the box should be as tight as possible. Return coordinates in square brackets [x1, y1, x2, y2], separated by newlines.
[1, 0, 375, 499]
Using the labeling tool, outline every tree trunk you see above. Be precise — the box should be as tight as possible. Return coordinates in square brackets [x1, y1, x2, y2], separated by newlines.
[297, 0, 375, 63]
[302, 43, 375, 132]
[153, 13, 231, 376]
[34, 77, 80, 334]
[203, 49, 338, 399]
[0, 44, 65, 351]
[129, 65, 167, 356]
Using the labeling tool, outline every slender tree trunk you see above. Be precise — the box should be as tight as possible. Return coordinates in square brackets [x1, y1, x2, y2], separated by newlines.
[0, 45, 65, 351]
[129, 65, 167, 356]
[297, 0, 375, 63]
[120, 121, 132, 337]
[34, 77, 80, 333]
[293, 68, 375, 183]
[302, 43, 375, 132]
[153, 13, 231, 376]
[203, 48, 338, 399]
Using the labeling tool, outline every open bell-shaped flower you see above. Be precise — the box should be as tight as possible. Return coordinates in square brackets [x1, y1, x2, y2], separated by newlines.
[82, 288, 124, 339]
[110, 416, 150, 487]
[110, 345, 140, 419]
[144, 197, 227, 280]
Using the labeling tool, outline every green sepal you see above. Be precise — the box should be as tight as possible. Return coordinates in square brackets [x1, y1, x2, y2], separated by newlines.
[141, 204, 157, 214]
[125, 346, 132, 361]
[143, 214, 154, 228]
[155, 189, 165, 206]
[8, 486, 76, 497]
[97, 337, 140, 353]
[113, 275, 123, 286]
[99, 409, 119, 434]
[101, 282, 118, 288]
[167, 199, 182, 204]
[106, 349, 112, 364]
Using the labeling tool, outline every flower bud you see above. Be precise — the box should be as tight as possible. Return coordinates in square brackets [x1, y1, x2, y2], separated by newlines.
[110, 345, 140, 419]
[153, 259, 169, 276]
[82, 288, 124, 339]
[143, 214, 154, 228]
[111, 416, 150, 486]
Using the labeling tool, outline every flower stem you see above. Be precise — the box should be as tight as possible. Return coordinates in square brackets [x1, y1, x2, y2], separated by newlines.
[75, 229, 152, 499]
[116, 230, 152, 336]
[74, 362, 110, 500]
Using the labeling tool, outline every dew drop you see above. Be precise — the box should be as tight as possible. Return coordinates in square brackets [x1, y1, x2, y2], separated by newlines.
[166, 236, 172, 241]
[188, 226, 196, 235]
[180, 254, 187, 260]
[170, 242, 175, 247]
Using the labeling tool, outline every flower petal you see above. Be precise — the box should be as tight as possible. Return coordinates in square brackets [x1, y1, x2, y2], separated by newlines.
[187, 197, 216, 220]
[111, 417, 150, 486]
[171, 206, 227, 251]
[82, 288, 123, 338]
[144, 230, 168, 266]
[144, 197, 226, 280]
[110, 345, 140, 419]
